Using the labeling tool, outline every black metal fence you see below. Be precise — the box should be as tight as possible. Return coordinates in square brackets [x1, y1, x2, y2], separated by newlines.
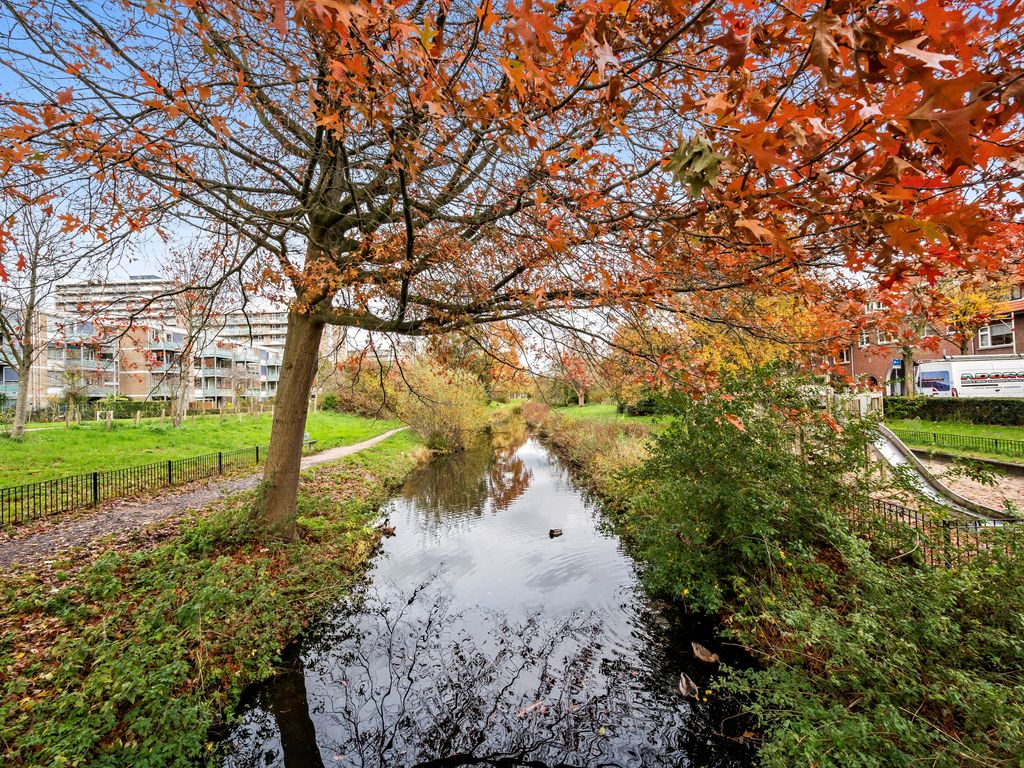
[890, 428, 1024, 459]
[0, 445, 269, 525]
[851, 498, 1020, 568]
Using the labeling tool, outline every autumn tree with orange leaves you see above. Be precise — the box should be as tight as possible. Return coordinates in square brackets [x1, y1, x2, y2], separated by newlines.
[2, 0, 1022, 535]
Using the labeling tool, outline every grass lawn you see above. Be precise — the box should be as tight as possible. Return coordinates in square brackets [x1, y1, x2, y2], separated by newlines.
[885, 418, 1024, 461]
[554, 402, 662, 425]
[0, 411, 400, 487]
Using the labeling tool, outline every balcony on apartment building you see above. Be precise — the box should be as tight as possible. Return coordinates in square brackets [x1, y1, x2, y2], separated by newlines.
[233, 348, 261, 364]
[148, 339, 182, 353]
[61, 352, 118, 371]
[196, 384, 235, 398]
[196, 368, 232, 379]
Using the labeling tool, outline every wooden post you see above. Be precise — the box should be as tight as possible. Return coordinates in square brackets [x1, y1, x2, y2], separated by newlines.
[106, 410, 113, 430]
[160, 407, 166, 426]
[134, 409, 141, 426]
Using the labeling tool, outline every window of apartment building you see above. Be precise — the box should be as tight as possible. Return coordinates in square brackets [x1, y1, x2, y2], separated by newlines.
[865, 300, 884, 313]
[1012, 285, 1023, 301]
[876, 330, 897, 345]
[858, 330, 871, 347]
[839, 346, 852, 363]
[979, 319, 1013, 348]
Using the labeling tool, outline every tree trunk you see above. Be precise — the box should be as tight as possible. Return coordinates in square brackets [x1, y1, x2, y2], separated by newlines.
[173, 383, 191, 428]
[254, 309, 324, 539]
[901, 346, 915, 396]
[577, 389, 585, 407]
[11, 357, 31, 439]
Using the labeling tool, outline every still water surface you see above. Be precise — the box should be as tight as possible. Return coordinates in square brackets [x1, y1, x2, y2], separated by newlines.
[219, 423, 755, 767]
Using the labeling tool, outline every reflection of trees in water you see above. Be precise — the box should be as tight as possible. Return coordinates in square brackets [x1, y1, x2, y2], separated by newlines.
[401, 418, 532, 523]
[489, 428, 532, 512]
[222, 584, 756, 768]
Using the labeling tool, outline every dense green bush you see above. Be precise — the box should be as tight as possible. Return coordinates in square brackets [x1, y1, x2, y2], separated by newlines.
[723, 540, 1024, 768]
[541, 368, 1024, 766]
[626, 370, 877, 611]
[616, 392, 672, 416]
[885, 395, 1024, 425]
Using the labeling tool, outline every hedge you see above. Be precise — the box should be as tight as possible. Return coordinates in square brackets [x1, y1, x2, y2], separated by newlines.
[617, 393, 673, 417]
[884, 396, 1024, 426]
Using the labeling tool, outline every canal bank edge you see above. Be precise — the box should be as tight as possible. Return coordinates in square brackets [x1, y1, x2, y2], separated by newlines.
[0, 429, 427, 768]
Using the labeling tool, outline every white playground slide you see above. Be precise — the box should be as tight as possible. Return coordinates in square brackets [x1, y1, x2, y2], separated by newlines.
[872, 425, 1013, 522]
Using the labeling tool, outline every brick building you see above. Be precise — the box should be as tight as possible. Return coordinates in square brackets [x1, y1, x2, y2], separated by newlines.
[835, 286, 1024, 394]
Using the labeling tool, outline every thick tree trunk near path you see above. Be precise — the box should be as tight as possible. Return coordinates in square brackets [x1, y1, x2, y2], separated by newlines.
[11, 354, 32, 439]
[254, 309, 325, 539]
[577, 389, 585, 407]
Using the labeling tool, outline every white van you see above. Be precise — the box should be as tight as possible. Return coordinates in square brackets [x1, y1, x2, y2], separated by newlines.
[916, 355, 1024, 398]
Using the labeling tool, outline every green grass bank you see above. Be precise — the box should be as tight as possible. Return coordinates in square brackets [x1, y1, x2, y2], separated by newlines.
[0, 429, 424, 768]
[0, 411, 400, 487]
[886, 417, 1024, 461]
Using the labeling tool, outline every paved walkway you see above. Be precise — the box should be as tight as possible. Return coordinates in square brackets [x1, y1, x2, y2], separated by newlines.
[0, 428, 406, 568]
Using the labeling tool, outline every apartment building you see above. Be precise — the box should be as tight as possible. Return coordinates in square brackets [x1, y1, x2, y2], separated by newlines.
[55, 274, 178, 322]
[0, 312, 282, 412]
[220, 309, 356, 365]
[219, 310, 289, 355]
[3, 276, 367, 412]
[118, 324, 188, 401]
[193, 340, 282, 407]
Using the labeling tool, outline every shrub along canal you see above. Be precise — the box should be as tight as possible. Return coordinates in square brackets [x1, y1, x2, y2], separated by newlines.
[218, 421, 755, 767]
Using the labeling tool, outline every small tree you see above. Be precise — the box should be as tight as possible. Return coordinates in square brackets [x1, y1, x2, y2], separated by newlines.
[394, 360, 489, 452]
[161, 237, 244, 427]
[0, 193, 101, 438]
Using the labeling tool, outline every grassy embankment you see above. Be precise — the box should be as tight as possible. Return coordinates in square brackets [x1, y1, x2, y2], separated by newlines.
[886, 417, 1024, 461]
[0, 428, 425, 768]
[0, 411, 401, 486]
[553, 402, 662, 425]
[528, 396, 1024, 768]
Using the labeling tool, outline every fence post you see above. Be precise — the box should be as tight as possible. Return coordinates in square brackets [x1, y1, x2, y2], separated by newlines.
[218, 451, 223, 474]
[255, 445, 260, 463]
[92, 471, 99, 506]
[167, 459, 173, 485]
[943, 521, 953, 569]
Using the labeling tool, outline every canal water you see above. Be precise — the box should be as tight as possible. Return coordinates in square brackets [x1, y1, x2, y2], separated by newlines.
[219, 422, 756, 767]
